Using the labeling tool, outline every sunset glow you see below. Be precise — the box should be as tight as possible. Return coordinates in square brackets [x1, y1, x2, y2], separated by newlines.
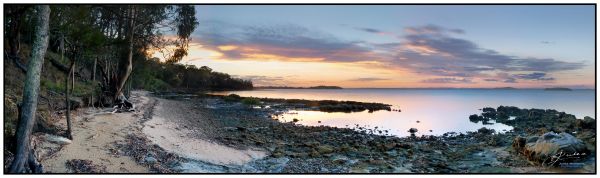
[153, 5, 594, 88]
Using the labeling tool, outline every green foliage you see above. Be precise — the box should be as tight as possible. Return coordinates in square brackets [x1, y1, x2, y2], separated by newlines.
[241, 97, 261, 106]
[40, 79, 96, 97]
[130, 58, 253, 92]
[223, 94, 242, 102]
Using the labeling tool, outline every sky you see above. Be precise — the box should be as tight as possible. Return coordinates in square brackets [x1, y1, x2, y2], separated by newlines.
[157, 5, 595, 88]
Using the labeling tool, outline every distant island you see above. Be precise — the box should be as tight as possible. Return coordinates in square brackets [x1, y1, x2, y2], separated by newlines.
[492, 87, 517, 90]
[256, 85, 343, 89]
[544, 87, 573, 91]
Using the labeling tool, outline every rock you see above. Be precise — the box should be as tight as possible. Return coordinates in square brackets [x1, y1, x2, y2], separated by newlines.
[349, 166, 369, 173]
[517, 132, 589, 165]
[236, 127, 247, 132]
[272, 151, 284, 158]
[469, 114, 486, 123]
[512, 136, 526, 151]
[482, 107, 496, 113]
[397, 143, 412, 149]
[368, 159, 386, 165]
[383, 142, 396, 150]
[65, 159, 107, 173]
[576, 117, 596, 129]
[316, 145, 335, 154]
[392, 166, 412, 173]
[223, 127, 237, 131]
[144, 156, 158, 164]
[330, 155, 349, 164]
[477, 127, 495, 135]
[408, 128, 418, 134]
[309, 150, 320, 157]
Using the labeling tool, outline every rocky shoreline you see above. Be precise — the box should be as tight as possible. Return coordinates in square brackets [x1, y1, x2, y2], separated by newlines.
[146, 92, 595, 173]
[18, 91, 594, 173]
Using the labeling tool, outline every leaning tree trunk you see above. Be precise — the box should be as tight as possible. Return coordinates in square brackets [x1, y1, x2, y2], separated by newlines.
[9, 5, 50, 173]
[114, 6, 135, 101]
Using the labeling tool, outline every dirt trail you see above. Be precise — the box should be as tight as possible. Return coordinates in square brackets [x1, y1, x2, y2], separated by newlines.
[40, 91, 152, 173]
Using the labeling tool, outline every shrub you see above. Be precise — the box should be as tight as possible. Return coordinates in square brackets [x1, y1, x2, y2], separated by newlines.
[241, 97, 260, 105]
[223, 94, 242, 102]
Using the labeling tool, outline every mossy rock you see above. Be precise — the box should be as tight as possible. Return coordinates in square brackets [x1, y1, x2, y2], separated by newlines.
[317, 145, 335, 154]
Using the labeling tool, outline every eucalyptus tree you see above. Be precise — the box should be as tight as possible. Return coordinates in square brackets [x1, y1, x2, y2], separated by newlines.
[90, 5, 198, 104]
[9, 5, 51, 173]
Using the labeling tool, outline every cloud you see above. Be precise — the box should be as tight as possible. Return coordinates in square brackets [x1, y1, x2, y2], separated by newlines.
[449, 29, 465, 34]
[395, 24, 584, 80]
[513, 72, 555, 81]
[194, 21, 378, 62]
[353, 27, 393, 36]
[421, 77, 474, 84]
[347, 77, 390, 82]
[190, 21, 584, 85]
[503, 78, 517, 83]
[541, 41, 554, 44]
[356, 27, 383, 34]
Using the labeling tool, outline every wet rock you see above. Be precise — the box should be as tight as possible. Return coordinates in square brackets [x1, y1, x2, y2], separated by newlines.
[144, 156, 158, 164]
[469, 114, 488, 123]
[263, 157, 289, 173]
[477, 127, 495, 135]
[392, 166, 412, 173]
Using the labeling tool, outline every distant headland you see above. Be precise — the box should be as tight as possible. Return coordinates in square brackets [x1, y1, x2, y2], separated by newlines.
[544, 87, 573, 91]
[256, 85, 343, 89]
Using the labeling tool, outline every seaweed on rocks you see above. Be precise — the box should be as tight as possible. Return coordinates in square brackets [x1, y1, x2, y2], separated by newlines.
[65, 159, 107, 173]
[112, 134, 183, 173]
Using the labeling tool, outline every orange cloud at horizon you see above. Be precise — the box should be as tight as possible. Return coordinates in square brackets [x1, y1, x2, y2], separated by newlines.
[152, 42, 594, 89]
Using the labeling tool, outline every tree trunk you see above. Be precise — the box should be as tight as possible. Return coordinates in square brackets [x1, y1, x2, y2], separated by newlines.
[65, 60, 75, 140]
[71, 62, 75, 94]
[114, 6, 135, 101]
[9, 5, 50, 173]
[90, 57, 97, 107]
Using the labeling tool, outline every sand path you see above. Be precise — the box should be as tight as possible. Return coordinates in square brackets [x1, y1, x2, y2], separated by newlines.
[40, 91, 152, 173]
[40, 91, 266, 173]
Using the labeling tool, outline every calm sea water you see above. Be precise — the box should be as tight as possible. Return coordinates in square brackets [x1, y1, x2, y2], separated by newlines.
[213, 89, 595, 137]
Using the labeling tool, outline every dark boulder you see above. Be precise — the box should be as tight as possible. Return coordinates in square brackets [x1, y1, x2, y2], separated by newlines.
[575, 116, 596, 130]
[513, 132, 589, 166]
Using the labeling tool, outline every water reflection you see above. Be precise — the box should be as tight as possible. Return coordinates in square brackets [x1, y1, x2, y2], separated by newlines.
[272, 109, 513, 137]
[214, 89, 594, 137]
